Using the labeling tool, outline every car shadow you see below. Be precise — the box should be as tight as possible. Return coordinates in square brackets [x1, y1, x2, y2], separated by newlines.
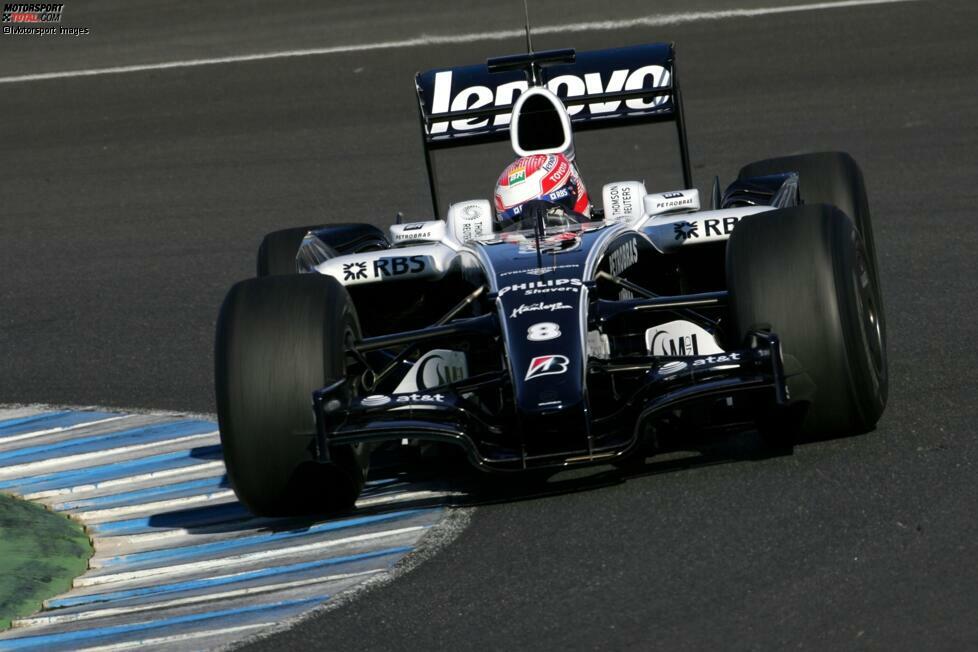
[439, 427, 795, 508]
[137, 429, 797, 536]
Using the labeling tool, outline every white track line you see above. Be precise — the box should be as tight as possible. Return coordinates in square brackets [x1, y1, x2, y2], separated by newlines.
[0, 415, 134, 446]
[72, 490, 236, 523]
[0, 432, 218, 479]
[16, 570, 380, 627]
[74, 622, 271, 652]
[24, 461, 226, 501]
[85, 489, 448, 549]
[0, 0, 918, 85]
[90, 522, 264, 551]
[74, 525, 426, 587]
[0, 407, 448, 652]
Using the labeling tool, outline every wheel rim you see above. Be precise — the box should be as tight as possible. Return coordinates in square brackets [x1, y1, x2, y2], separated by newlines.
[852, 244, 886, 384]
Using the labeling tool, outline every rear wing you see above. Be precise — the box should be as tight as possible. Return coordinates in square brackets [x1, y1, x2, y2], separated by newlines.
[414, 42, 692, 216]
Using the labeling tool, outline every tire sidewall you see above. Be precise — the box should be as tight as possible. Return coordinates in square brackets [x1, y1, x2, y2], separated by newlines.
[216, 274, 365, 516]
[727, 205, 886, 438]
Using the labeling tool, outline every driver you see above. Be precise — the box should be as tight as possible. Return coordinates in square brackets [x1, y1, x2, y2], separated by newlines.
[493, 153, 591, 223]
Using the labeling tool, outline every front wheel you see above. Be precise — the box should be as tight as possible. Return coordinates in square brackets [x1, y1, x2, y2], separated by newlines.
[726, 204, 887, 440]
[215, 274, 367, 516]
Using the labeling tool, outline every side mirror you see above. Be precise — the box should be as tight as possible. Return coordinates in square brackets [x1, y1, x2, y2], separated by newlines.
[445, 200, 494, 243]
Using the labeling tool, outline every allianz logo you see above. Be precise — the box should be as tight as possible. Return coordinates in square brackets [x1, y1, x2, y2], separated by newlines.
[428, 66, 671, 133]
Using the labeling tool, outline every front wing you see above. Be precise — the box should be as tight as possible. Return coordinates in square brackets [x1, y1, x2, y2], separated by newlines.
[310, 330, 790, 472]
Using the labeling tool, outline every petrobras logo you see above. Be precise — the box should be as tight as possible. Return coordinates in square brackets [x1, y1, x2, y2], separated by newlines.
[428, 66, 671, 134]
[608, 239, 638, 277]
[390, 220, 445, 244]
[525, 355, 570, 381]
[657, 198, 694, 209]
[508, 167, 526, 185]
[644, 189, 701, 216]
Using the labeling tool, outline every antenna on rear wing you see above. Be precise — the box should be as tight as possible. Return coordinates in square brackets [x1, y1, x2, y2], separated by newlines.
[523, 0, 540, 84]
[486, 3, 573, 88]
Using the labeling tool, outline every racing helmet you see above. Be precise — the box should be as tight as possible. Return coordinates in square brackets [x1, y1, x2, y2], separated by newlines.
[493, 154, 591, 223]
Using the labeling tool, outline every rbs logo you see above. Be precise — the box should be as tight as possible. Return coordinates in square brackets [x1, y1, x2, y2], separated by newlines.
[372, 255, 426, 277]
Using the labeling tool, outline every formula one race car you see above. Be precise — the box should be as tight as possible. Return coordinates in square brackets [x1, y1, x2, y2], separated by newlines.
[215, 42, 887, 516]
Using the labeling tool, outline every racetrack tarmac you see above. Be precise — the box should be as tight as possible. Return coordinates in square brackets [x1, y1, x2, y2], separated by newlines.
[2, 0, 977, 649]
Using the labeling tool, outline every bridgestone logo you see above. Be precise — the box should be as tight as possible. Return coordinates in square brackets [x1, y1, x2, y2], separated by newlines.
[429, 66, 671, 134]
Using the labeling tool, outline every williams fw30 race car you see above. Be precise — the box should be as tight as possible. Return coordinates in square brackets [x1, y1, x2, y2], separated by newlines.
[215, 42, 887, 516]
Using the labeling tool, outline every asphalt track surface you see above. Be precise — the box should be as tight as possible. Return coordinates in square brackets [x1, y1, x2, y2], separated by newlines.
[2, 0, 977, 649]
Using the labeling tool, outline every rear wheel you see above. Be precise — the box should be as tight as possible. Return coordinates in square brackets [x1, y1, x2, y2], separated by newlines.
[257, 225, 326, 277]
[257, 223, 389, 277]
[215, 274, 367, 516]
[738, 151, 881, 295]
[726, 204, 887, 441]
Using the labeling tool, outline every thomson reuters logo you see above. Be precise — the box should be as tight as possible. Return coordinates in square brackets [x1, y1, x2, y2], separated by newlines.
[1, 3, 64, 23]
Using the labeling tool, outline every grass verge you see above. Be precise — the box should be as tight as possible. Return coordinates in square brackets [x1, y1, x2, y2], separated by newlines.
[0, 493, 92, 631]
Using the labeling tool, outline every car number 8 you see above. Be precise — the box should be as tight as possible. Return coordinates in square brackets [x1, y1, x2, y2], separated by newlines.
[527, 322, 561, 341]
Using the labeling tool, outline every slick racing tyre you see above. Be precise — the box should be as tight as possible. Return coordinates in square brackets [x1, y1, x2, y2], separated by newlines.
[726, 204, 887, 441]
[215, 274, 367, 516]
[737, 151, 881, 296]
[257, 223, 390, 277]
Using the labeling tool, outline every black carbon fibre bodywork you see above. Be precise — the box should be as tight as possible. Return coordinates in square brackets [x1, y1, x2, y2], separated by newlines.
[311, 221, 791, 472]
[308, 42, 806, 473]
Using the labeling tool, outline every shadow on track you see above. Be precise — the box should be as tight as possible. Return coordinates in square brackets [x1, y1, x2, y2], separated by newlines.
[401, 426, 799, 510]
[139, 421, 875, 535]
